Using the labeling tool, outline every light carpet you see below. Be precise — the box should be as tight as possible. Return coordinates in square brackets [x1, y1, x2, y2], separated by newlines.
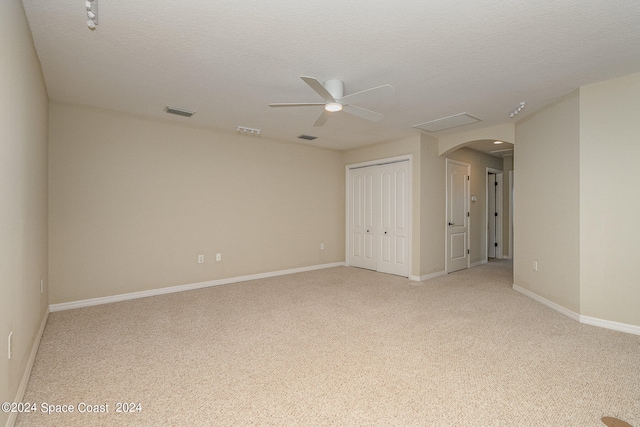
[16, 261, 640, 426]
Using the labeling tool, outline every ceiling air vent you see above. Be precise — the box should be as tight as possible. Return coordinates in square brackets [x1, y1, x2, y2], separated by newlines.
[164, 106, 195, 118]
[298, 134, 317, 141]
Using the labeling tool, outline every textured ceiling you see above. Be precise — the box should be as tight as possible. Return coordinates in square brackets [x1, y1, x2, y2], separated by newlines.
[21, 0, 640, 150]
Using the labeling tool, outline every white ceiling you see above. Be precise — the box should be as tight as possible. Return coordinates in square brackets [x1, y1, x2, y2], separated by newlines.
[21, 0, 640, 151]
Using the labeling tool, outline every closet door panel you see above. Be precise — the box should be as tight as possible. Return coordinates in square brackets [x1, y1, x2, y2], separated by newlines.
[349, 170, 376, 270]
[348, 160, 409, 278]
[377, 162, 409, 277]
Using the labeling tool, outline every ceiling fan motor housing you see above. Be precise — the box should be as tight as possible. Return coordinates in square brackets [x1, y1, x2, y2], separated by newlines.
[324, 79, 345, 100]
[268, 76, 393, 126]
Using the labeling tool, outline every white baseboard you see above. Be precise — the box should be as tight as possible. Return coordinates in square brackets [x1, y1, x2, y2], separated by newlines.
[580, 315, 640, 336]
[503, 255, 513, 260]
[512, 284, 580, 321]
[513, 284, 640, 336]
[413, 270, 447, 282]
[470, 260, 488, 268]
[50, 262, 346, 312]
[6, 309, 49, 427]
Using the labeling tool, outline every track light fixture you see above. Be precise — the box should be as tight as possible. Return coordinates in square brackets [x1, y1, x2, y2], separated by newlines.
[86, 0, 98, 31]
[509, 102, 525, 118]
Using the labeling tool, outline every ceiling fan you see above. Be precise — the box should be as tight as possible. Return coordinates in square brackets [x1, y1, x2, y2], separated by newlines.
[269, 76, 394, 126]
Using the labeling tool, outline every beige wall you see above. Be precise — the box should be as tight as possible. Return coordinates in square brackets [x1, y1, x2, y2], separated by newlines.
[49, 103, 345, 304]
[343, 135, 422, 277]
[447, 148, 504, 265]
[579, 73, 640, 326]
[419, 134, 446, 276]
[0, 1, 49, 424]
[514, 91, 581, 313]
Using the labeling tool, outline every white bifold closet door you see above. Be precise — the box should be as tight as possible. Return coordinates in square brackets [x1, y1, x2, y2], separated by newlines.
[349, 160, 409, 277]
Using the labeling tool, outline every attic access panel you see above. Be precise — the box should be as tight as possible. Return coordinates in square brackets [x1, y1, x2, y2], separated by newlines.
[413, 113, 481, 132]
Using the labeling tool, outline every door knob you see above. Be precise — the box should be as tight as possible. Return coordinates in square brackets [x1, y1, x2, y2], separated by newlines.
[448, 222, 455, 226]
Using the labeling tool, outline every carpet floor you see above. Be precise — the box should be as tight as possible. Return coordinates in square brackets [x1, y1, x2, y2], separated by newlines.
[16, 261, 640, 426]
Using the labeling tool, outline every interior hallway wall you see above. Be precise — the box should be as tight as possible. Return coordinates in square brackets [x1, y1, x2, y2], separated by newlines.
[513, 91, 581, 313]
[0, 1, 49, 424]
[579, 73, 640, 326]
[419, 134, 446, 277]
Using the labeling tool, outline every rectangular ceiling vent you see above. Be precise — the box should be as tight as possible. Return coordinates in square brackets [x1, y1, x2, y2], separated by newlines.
[413, 112, 481, 132]
[298, 134, 317, 141]
[164, 106, 195, 118]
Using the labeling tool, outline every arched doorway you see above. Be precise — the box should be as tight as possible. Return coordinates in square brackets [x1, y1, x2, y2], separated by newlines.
[441, 137, 514, 273]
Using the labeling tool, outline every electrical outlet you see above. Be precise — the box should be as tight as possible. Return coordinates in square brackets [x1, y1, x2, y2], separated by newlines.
[8, 332, 12, 360]
[533, 260, 538, 271]
[216, 253, 221, 262]
[197, 254, 204, 264]
[320, 243, 324, 250]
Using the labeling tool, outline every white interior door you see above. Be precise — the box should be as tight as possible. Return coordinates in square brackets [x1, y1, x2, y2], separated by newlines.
[348, 159, 410, 277]
[349, 168, 377, 271]
[488, 173, 497, 258]
[447, 160, 470, 273]
[378, 161, 409, 276]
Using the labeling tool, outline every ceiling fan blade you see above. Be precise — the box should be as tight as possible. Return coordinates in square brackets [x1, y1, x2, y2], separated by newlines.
[337, 84, 394, 105]
[342, 105, 384, 122]
[269, 103, 325, 108]
[313, 111, 331, 127]
[300, 76, 336, 103]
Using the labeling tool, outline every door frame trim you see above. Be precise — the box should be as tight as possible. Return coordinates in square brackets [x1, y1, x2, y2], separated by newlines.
[486, 167, 503, 261]
[508, 170, 514, 259]
[445, 159, 471, 273]
[345, 155, 413, 278]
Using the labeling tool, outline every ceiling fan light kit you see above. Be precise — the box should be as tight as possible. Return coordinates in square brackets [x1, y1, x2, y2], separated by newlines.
[269, 76, 394, 126]
[325, 102, 343, 112]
